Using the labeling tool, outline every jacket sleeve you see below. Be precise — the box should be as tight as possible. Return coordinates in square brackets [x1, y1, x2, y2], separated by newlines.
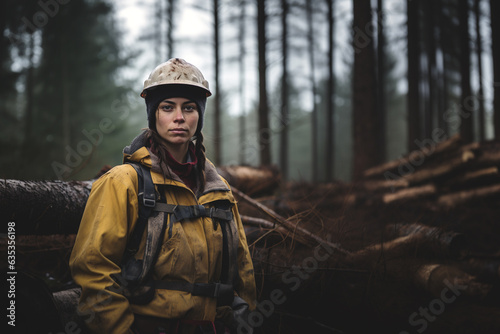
[231, 200, 257, 310]
[69, 166, 139, 334]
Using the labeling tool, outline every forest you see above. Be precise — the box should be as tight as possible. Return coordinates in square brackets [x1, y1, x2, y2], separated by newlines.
[1, 0, 500, 333]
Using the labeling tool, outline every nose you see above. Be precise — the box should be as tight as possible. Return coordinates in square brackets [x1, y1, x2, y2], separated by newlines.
[173, 107, 185, 122]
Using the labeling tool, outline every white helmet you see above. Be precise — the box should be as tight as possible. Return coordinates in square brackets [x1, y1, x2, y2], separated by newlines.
[140, 58, 211, 98]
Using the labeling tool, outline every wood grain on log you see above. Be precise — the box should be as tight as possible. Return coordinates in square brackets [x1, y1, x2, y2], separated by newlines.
[383, 184, 436, 204]
[0, 179, 93, 235]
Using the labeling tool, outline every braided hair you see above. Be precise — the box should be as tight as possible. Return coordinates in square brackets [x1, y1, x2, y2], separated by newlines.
[194, 130, 207, 193]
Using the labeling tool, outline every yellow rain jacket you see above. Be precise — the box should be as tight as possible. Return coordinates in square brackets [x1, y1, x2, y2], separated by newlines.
[69, 132, 256, 334]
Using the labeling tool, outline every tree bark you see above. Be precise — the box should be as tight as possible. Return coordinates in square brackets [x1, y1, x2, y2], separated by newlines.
[490, 0, 500, 138]
[213, 0, 222, 165]
[216, 165, 280, 196]
[383, 183, 436, 204]
[257, 0, 271, 166]
[0, 179, 93, 235]
[377, 0, 386, 164]
[166, 0, 175, 59]
[459, 0, 474, 143]
[437, 183, 500, 208]
[363, 133, 462, 178]
[474, 0, 486, 141]
[306, 0, 319, 181]
[239, 0, 247, 165]
[407, 0, 421, 151]
[325, 0, 335, 182]
[424, 0, 437, 139]
[21, 32, 35, 169]
[280, 0, 289, 179]
[352, 0, 379, 180]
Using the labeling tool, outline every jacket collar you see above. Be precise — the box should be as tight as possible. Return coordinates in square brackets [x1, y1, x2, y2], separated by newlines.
[123, 131, 231, 198]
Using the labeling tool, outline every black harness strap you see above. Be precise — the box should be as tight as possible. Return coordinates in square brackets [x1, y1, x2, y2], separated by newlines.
[153, 203, 233, 238]
[125, 163, 156, 258]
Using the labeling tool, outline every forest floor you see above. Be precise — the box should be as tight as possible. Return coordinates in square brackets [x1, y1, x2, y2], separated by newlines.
[240, 180, 500, 334]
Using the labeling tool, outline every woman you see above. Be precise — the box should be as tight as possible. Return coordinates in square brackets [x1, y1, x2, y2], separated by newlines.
[70, 58, 256, 334]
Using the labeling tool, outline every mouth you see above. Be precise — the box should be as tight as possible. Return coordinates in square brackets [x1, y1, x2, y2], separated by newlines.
[169, 128, 188, 134]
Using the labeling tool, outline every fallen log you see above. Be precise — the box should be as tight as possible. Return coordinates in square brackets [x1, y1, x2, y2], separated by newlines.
[415, 264, 492, 300]
[216, 165, 280, 196]
[437, 183, 500, 208]
[442, 166, 499, 190]
[0, 179, 93, 235]
[383, 184, 436, 204]
[403, 147, 476, 185]
[387, 223, 467, 258]
[363, 134, 462, 178]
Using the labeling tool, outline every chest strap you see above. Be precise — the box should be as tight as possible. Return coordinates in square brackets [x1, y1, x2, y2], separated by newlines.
[153, 203, 233, 238]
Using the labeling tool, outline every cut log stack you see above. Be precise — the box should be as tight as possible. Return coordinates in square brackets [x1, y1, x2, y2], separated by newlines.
[360, 134, 500, 208]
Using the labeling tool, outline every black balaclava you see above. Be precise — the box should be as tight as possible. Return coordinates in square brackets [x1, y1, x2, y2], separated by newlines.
[145, 84, 207, 133]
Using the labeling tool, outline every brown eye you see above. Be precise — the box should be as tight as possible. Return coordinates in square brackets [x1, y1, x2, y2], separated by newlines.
[159, 104, 173, 112]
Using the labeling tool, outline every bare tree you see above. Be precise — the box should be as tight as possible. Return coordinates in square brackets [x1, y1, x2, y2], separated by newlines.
[166, 0, 176, 59]
[306, 0, 319, 181]
[257, 0, 271, 166]
[490, 0, 500, 138]
[352, 0, 379, 179]
[280, 0, 289, 179]
[325, 0, 335, 182]
[213, 0, 221, 165]
[474, 0, 486, 141]
[424, 0, 437, 139]
[459, 0, 473, 143]
[436, 0, 448, 134]
[239, 0, 247, 165]
[21, 32, 35, 160]
[407, 0, 421, 151]
[377, 0, 386, 163]
[155, 0, 162, 65]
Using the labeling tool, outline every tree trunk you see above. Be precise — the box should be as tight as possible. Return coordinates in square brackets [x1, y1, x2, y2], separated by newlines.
[280, 0, 289, 179]
[213, 0, 221, 165]
[352, 0, 379, 179]
[376, 0, 386, 164]
[424, 0, 437, 139]
[490, 0, 500, 138]
[474, 0, 486, 141]
[239, 0, 247, 165]
[407, 0, 421, 151]
[436, 0, 448, 135]
[459, 0, 474, 143]
[0, 179, 93, 235]
[325, 0, 335, 182]
[155, 0, 162, 65]
[257, 0, 271, 166]
[166, 0, 175, 59]
[21, 32, 35, 168]
[306, 0, 319, 181]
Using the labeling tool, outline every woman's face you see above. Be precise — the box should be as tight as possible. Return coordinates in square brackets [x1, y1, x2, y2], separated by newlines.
[155, 97, 199, 149]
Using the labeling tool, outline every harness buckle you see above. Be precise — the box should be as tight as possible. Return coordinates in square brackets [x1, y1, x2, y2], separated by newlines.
[143, 197, 156, 208]
[213, 282, 221, 298]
